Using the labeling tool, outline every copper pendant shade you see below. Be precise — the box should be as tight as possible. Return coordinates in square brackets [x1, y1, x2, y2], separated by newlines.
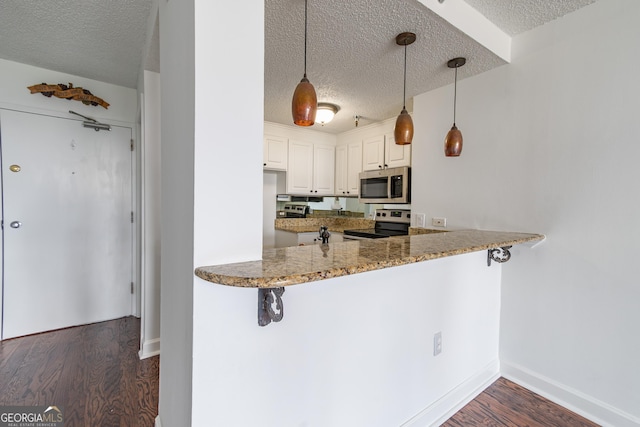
[394, 32, 416, 145]
[444, 57, 466, 156]
[292, 0, 317, 126]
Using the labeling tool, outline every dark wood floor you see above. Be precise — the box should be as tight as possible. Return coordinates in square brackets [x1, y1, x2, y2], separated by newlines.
[0, 316, 158, 427]
[1, 318, 599, 427]
[442, 377, 600, 427]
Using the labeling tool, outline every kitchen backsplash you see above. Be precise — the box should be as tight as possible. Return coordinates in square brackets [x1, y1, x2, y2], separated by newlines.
[307, 210, 365, 218]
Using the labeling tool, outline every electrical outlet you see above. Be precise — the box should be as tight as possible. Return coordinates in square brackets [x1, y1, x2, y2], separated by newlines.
[433, 332, 442, 356]
[432, 217, 446, 227]
[414, 213, 426, 228]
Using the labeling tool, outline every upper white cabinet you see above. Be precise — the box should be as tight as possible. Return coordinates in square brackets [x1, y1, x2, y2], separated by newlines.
[287, 140, 335, 195]
[384, 133, 411, 169]
[335, 141, 362, 196]
[263, 135, 288, 170]
[313, 143, 336, 195]
[362, 133, 411, 171]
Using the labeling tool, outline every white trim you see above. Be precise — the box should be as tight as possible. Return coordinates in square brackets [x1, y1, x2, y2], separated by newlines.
[155, 415, 162, 427]
[417, 0, 511, 62]
[139, 338, 161, 359]
[401, 359, 500, 427]
[501, 361, 640, 427]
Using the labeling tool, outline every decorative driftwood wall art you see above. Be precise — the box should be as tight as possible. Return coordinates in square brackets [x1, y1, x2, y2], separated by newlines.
[27, 83, 110, 109]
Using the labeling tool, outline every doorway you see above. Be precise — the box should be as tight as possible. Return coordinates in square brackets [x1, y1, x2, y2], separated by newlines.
[0, 109, 134, 339]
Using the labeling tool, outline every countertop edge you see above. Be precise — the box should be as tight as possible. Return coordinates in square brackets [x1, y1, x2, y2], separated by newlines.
[195, 230, 545, 289]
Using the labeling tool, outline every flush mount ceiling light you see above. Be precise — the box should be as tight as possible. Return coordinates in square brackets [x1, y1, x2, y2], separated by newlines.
[291, 0, 317, 126]
[315, 102, 340, 125]
[444, 57, 466, 156]
[394, 32, 416, 145]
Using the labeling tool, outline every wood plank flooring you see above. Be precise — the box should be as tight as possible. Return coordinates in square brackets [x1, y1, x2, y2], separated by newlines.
[442, 377, 600, 427]
[1, 318, 600, 426]
[0, 316, 158, 427]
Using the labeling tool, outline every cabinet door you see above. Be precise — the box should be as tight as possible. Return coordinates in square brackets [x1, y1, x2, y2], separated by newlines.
[335, 145, 348, 195]
[287, 140, 314, 194]
[346, 141, 362, 195]
[313, 144, 335, 195]
[384, 133, 411, 168]
[263, 135, 288, 170]
[362, 135, 385, 171]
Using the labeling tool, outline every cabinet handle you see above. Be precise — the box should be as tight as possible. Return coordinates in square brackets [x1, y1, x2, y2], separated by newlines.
[263, 163, 267, 166]
[346, 191, 350, 194]
[378, 165, 382, 169]
[384, 164, 388, 168]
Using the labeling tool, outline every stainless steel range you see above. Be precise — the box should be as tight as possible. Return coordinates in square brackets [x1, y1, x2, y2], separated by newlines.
[343, 209, 411, 240]
[282, 203, 309, 218]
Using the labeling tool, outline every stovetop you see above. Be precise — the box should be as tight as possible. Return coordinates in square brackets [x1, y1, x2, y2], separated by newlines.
[342, 228, 408, 239]
[343, 209, 411, 239]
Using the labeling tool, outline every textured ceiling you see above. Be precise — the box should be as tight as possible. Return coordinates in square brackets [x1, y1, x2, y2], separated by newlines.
[0, 0, 597, 133]
[463, 0, 596, 36]
[0, 0, 155, 88]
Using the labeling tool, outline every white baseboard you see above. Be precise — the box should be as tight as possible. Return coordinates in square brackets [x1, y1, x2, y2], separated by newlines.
[139, 337, 161, 359]
[401, 359, 500, 427]
[155, 415, 162, 427]
[501, 361, 640, 427]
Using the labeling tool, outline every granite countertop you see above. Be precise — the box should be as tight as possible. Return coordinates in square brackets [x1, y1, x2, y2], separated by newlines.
[275, 217, 375, 233]
[195, 229, 545, 288]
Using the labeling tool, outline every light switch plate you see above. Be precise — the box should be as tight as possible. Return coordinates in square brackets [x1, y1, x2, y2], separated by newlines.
[414, 213, 426, 228]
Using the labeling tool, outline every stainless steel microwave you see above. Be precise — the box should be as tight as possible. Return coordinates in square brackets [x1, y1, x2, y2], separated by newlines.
[358, 166, 411, 204]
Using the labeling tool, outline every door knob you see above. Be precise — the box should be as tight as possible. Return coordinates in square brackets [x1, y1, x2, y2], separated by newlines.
[10, 221, 22, 229]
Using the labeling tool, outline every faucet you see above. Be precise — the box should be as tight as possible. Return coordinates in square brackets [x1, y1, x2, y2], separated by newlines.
[319, 225, 331, 244]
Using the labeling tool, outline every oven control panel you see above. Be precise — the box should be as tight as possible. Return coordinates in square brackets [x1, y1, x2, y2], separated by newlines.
[375, 209, 411, 224]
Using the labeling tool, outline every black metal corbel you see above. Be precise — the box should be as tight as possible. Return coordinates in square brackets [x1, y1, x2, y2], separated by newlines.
[258, 288, 285, 326]
[487, 246, 512, 266]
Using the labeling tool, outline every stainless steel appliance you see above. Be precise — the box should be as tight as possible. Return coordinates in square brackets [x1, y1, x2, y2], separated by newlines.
[282, 203, 309, 218]
[358, 166, 411, 204]
[343, 209, 411, 240]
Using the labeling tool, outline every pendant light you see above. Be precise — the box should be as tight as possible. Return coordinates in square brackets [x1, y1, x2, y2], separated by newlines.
[394, 32, 416, 145]
[444, 57, 466, 156]
[291, 0, 317, 126]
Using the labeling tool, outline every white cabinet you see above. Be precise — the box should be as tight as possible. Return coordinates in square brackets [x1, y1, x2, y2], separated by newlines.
[384, 133, 411, 169]
[263, 135, 288, 170]
[335, 141, 362, 196]
[362, 133, 411, 171]
[313, 144, 336, 195]
[287, 140, 335, 195]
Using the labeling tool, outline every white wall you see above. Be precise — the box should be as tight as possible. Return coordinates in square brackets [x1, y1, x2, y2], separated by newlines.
[0, 58, 136, 124]
[412, 0, 640, 425]
[193, 251, 503, 426]
[157, 0, 195, 424]
[158, 0, 264, 425]
[140, 70, 161, 358]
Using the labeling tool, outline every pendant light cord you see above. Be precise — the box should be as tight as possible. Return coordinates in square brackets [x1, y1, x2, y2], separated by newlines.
[402, 44, 407, 109]
[453, 66, 458, 125]
[303, 0, 308, 77]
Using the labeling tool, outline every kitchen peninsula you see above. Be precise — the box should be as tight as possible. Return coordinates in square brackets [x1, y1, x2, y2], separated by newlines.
[196, 229, 544, 288]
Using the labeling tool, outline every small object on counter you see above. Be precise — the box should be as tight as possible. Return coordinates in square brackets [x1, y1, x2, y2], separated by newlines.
[319, 225, 331, 244]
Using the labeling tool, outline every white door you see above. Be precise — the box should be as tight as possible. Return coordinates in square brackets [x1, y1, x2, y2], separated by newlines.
[1, 109, 133, 339]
